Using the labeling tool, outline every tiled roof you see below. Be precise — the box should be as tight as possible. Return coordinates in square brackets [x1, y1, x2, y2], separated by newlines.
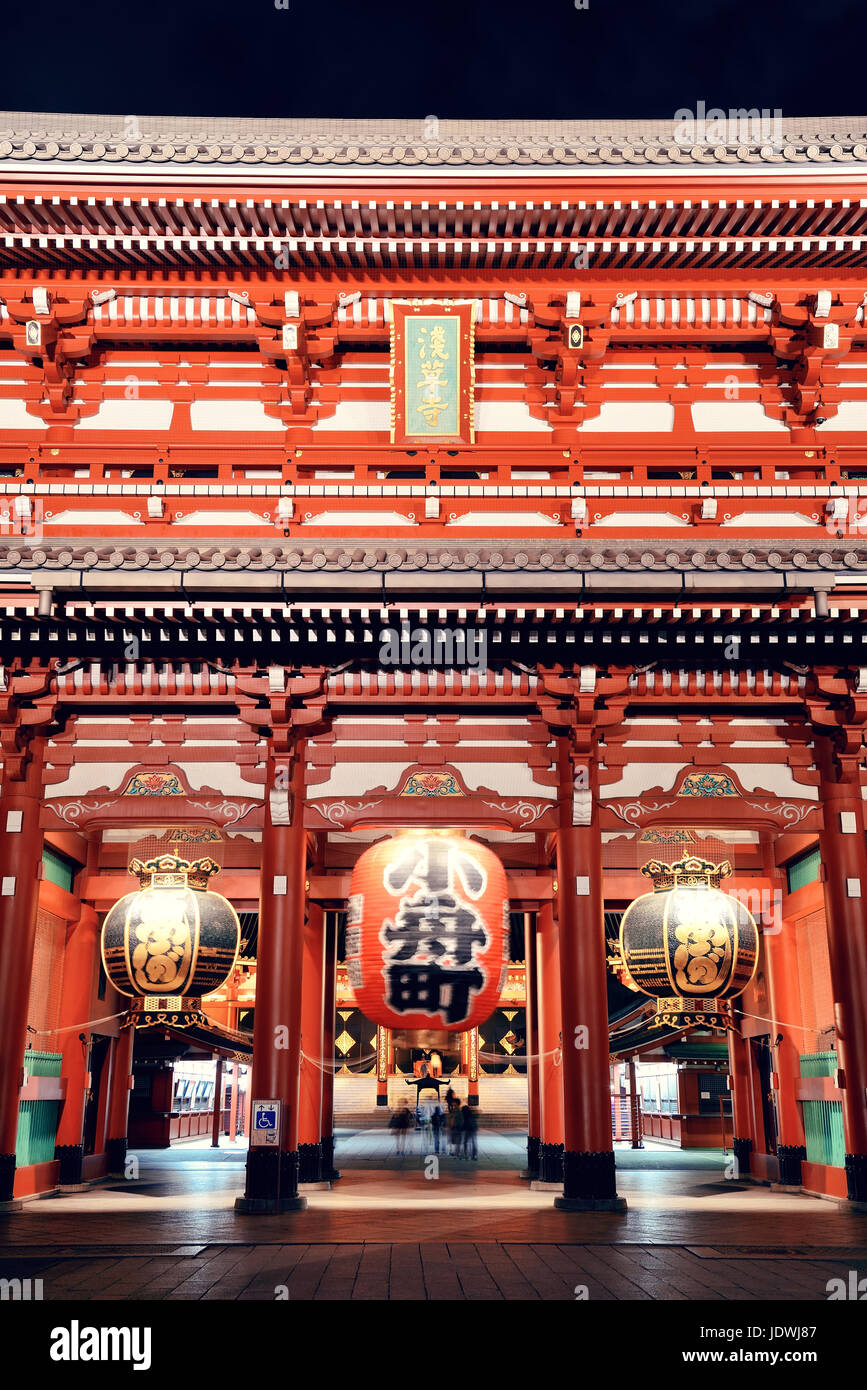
[1, 112, 866, 169]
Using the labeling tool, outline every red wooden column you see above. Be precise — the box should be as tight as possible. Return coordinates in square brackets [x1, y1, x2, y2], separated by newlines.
[523, 909, 541, 1179]
[376, 1026, 389, 1108]
[299, 900, 326, 1182]
[626, 1056, 643, 1149]
[467, 1028, 480, 1106]
[536, 900, 564, 1182]
[0, 730, 48, 1204]
[320, 909, 339, 1180]
[226, 970, 241, 1142]
[237, 742, 309, 1212]
[106, 1022, 136, 1173]
[760, 843, 807, 1185]
[54, 901, 100, 1186]
[727, 1025, 755, 1175]
[211, 1057, 224, 1147]
[815, 732, 867, 1201]
[228, 1063, 239, 1142]
[552, 725, 626, 1210]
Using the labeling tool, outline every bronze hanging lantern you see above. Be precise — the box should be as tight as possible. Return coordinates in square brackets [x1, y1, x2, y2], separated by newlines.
[101, 855, 241, 1000]
[612, 855, 759, 1030]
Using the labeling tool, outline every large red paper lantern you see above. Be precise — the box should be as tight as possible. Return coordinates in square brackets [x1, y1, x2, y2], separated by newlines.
[346, 828, 509, 1031]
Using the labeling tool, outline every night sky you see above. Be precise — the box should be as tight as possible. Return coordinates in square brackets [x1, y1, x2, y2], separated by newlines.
[1, 0, 859, 122]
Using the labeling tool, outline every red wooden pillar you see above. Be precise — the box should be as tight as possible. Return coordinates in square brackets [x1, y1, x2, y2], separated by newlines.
[554, 738, 625, 1209]
[760, 846, 807, 1184]
[727, 1026, 754, 1175]
[0, 738, 47, 1203]
[536, 900, 564, 1182]
[211, 1057, 224, 1147]
[106, 1022, 136, 1173]
[227, 1062, 239, 1141]
[626, 1055, 643, 1149]
[524, 909, 541, 1179]
[376, 1025, 389, 1108]
[226, 978, 240, 1142]
[816, 738, 867, 1201]
[54, 902, 100, 1186]
[320, 909, 339, 1179]
[467, 1027, 480, 1106]
[299, 900, 326, 1182]
[237, 744, 308, 1212]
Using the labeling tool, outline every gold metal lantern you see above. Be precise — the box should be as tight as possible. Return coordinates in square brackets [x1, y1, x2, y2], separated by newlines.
[101, 855, 241, 999]
[612, 855, 759, 1030]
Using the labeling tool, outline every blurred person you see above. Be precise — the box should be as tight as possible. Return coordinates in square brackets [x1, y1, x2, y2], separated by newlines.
[417, 1099, 434, 1151]
[430, 1104, 445, 1154]
[392, 1100, 412, 1155]
[449, 1102, 464, 1156]
[461, 1102, 478, 1160]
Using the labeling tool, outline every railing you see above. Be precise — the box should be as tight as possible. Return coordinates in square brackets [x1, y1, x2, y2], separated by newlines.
[16, 1050, 63, 1168]
[799, 1050, 845, 1168]
[611, 1093, 633, 1140]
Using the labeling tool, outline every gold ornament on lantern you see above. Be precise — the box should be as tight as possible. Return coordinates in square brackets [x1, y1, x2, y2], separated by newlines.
[610, 855, 759, 1030]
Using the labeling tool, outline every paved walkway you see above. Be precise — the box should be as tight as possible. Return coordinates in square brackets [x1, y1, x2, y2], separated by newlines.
[2, 1133, 866, 1299]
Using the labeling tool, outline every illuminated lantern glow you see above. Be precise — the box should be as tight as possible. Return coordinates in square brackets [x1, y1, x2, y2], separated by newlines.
[346, 828, 509, 1031]
[613, 855, 759, 1030]
[101, 855, 241, 999]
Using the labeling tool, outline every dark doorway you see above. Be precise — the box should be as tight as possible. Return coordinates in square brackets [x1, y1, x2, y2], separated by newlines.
[751, 1036, 778, 1154]
[83, 1036, 110, 1156]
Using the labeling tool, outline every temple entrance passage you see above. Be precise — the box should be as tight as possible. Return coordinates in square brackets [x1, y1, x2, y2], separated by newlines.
[53, 800, 854, 1217]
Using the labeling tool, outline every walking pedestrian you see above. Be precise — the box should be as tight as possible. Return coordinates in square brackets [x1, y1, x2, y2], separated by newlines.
[430, 1105, 444, 1154]
[392, 1100, 412, 1155]
[450, 1103, 464, 1156]
[461, 1102, 478, 1160]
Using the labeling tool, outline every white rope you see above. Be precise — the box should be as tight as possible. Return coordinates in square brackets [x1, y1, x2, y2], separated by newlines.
[300, 1047, 378, 1074]
[735, 1008, 833, 1041]
[28, 1011, 127, 1041]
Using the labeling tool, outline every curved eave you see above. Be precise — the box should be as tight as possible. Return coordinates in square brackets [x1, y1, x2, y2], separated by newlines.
[5, 161, 867, 184]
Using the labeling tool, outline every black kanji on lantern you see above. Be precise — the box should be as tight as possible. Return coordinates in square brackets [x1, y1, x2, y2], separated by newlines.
[378, 836, 493, 1022]
[383, 838, 486, 899]
[385, 963, 485, 1024]
[382, 889, 488, 964]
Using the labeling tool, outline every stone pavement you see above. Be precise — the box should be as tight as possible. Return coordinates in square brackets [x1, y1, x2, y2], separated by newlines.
[3, 1240, 867, 1301]
[1, 1133, 866, 1300]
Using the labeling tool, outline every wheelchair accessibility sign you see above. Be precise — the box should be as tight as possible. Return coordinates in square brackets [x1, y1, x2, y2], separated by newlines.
[251, 1099, 282, 1147]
